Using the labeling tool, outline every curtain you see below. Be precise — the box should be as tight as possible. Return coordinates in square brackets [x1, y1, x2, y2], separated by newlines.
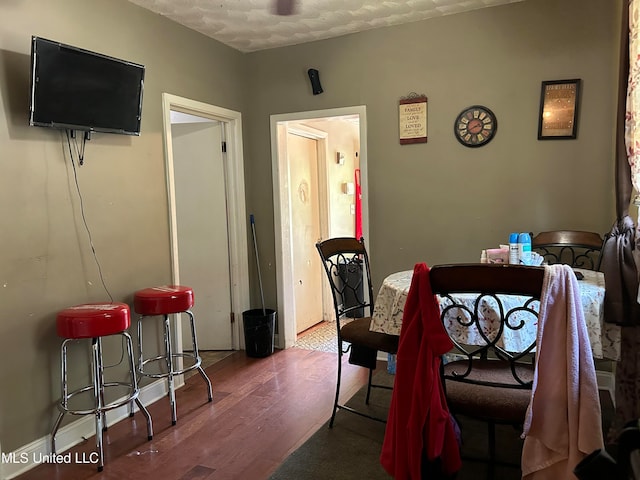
[602, 0, 639, 328]
[605, 0, 640, 442]
[630, 1, 640, 192]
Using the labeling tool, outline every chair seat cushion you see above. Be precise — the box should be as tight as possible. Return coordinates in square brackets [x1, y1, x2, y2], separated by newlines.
[340, 317, 399, 354]
[443, 359, 534, 424]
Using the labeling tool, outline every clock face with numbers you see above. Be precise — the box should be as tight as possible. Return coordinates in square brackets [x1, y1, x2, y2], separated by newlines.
[454, 105, 497, 147]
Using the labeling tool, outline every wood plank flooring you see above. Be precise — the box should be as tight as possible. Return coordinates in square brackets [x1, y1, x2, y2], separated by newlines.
[15, 348, 371, 480]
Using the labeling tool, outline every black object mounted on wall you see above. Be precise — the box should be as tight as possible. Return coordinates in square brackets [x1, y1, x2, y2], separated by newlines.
[274, 0, 297, 15]
[30, 36, 145, 136]
[307, 68, 323, 95]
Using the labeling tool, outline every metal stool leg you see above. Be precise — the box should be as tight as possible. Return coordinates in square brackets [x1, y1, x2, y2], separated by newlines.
[51, 411, 64, 454]
[123, 332, 153, 440]
[137, 315, 144, 378]
[96, 337, 108, 432]
[132, 319, 145, 418]
[163, 314, 177, 425]
[51, 339, 70, 453]
[186, 310, 213, 401]
[92, 338, 105, 472]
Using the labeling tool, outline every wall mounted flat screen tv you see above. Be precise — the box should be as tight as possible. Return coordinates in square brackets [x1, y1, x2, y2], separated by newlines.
[29, 36, 145, 136]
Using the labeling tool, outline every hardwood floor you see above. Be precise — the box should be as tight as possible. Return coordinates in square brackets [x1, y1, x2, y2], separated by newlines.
[15, 348, 370, 480]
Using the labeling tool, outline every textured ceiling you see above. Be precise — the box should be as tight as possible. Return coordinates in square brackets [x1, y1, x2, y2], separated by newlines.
[127, 0, 525, 53]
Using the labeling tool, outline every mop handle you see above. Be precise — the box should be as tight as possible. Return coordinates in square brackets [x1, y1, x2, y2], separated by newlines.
[250, 214, 266, 315]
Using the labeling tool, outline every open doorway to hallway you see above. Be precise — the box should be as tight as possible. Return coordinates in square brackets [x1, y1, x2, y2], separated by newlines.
[271, 106, 369, 352]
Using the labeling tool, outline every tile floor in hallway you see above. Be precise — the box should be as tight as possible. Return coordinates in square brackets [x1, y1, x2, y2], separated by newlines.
[293, 321, 338, 353]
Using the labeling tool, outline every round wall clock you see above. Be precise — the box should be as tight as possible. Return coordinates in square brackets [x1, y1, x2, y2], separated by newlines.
[454, 105, 497, 147]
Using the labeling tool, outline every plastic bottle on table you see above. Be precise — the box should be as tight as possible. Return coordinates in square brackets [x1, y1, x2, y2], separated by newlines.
[509, 233, 519, 264]
[518, 232, 532, 265]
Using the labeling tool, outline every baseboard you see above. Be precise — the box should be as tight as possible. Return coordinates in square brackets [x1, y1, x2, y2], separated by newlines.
[1, 377, 178, 480]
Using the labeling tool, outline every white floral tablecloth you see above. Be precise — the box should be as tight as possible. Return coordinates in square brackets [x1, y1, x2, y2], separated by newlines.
[370, 268, 621, 361]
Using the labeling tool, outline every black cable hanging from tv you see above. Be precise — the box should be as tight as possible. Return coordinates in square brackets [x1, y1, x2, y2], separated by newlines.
[68, 129, 88, 166]
[62, 129, 113, 303]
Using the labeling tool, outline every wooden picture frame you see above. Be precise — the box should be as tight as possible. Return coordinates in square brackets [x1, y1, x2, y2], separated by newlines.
[537, 79, 581, 140]
[399, 94, 427, 144]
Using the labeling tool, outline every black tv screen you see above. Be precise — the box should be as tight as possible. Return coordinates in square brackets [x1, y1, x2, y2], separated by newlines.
[29, 36, 145, 135]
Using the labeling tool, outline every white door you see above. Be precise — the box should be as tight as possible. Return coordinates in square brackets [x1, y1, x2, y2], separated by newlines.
[288, 132, 324, 334]
[171, 120, 232, 350]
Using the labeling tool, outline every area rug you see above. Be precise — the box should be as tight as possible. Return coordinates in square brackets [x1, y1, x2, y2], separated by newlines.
[269, 370, 394, 480]
[268, 370, 580, 480]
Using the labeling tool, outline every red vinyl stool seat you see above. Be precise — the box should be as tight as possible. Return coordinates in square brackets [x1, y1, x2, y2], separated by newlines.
[134, 285, 194, 315]
[51, 302, 153, 472]
[134, 285, 212, 425]
[56, 302, 131, 338]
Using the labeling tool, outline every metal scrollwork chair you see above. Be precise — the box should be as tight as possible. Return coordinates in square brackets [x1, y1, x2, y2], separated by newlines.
[532, 230, 604, 270]
[316, 237, 399, 427]
[429, 263, 546, 478]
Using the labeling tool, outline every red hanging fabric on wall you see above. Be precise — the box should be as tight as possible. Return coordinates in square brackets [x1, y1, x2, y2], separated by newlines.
[355, 169, 362, 239]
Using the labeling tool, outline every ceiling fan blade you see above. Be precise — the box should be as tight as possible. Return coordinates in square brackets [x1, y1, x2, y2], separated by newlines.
[274, 0, 297, 16]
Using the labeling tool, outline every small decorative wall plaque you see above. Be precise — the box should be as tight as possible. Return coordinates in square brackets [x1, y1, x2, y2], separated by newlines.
[538, 79, 581, 139]
[399, 93, 427, 145]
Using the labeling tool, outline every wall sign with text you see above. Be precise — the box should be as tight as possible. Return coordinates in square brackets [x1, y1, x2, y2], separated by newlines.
[399, 94, 427, 145]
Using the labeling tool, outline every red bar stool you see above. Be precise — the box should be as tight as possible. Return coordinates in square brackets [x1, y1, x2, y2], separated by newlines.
[51, 302, 153, 472]
[134, 285, 212, 425]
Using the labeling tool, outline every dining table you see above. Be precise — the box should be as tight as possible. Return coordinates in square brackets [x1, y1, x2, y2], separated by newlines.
[370, 267, 621, 361]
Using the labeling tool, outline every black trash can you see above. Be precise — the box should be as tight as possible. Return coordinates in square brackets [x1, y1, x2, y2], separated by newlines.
[242, 309, 276, 358]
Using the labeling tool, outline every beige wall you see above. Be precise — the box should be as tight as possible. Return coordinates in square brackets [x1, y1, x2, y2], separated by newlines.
[0, 0, 623, 457]
[0, 0, 246, 452]
[244, 0, 621, 292]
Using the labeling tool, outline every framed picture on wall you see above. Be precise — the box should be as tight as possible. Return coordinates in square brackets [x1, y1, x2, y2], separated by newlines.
[537, 79, 581, 140]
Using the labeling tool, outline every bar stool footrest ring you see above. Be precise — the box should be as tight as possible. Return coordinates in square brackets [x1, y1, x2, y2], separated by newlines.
[58, 382, 141, 416]
[138, 353, 202, 378]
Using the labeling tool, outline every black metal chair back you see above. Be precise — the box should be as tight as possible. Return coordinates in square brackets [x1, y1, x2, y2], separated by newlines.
[430, 263, 545, 390]
[532, 230, 604, 270]
[316, 237, 374, 327]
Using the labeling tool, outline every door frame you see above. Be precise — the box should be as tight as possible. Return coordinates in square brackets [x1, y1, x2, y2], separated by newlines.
[162, 93, 250, 352]
[270, 106, 369, 349]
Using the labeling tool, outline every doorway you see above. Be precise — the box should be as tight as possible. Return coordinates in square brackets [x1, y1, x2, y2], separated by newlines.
[270, 106, 369, 350]
[161, 93, 250, 353]
[171, 119, 232, 349]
